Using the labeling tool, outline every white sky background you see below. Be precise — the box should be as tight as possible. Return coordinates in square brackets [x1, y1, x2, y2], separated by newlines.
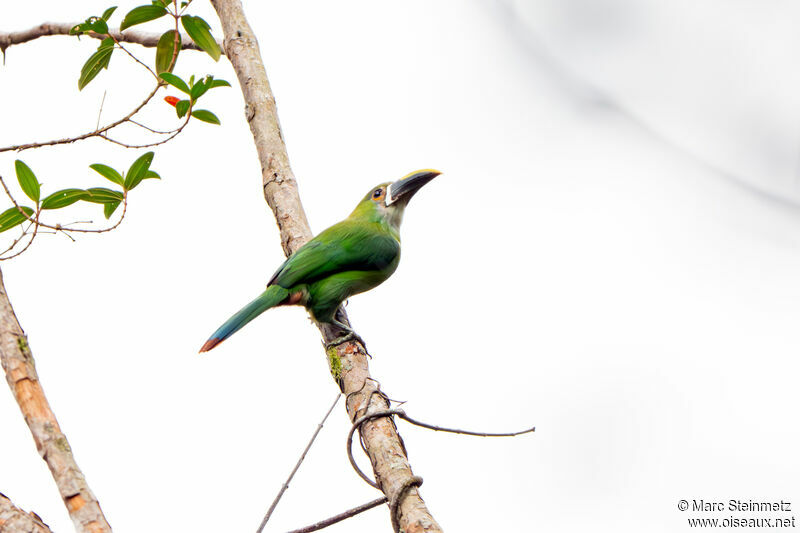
[1, 1, 799, 531]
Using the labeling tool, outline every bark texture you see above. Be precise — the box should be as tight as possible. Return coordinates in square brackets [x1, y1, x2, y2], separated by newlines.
[204, 2, 312, 256]
[0, 268, 111, 533]
[0, 22, 203, 53]
[0, 493, 53, 533]
[208, 1, 443, 531]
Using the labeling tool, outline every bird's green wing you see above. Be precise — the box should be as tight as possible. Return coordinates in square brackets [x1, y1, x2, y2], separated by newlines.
[268, 220, 400, 288]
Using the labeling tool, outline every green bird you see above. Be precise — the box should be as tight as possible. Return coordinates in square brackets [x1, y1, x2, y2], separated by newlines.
[199, 169, 441, 353]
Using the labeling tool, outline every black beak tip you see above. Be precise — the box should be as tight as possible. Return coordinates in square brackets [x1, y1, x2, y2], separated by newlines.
[387, 169, 442, 204]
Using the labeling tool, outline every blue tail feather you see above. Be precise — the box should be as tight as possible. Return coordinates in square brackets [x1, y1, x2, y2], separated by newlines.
[199, 285, 289, 352]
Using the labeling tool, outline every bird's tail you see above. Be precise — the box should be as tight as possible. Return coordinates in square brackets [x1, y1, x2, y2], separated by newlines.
[199, 285, 289, 353]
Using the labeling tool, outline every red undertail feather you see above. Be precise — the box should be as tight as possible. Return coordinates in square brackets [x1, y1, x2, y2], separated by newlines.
[199, 337, 223, 353]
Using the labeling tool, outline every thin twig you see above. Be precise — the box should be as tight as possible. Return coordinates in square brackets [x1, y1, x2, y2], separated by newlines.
[109, 35, 158, 79]
[346, 407, 535, 489]
[400, 411, 536, 437]
[96, 91, 107, 131]
[129, 119, 179, 135]
[168, 9, 181, 73]
[56, 228, 77, 242]
[0, 223, 33, 257]
[256, 393, 341, 533]
[99, 129, 181, 148]
[285, 497, 387, 533]
[0, 209, 41, 261]
[98, 104, 192, 148]
[0, 84, 161, 154]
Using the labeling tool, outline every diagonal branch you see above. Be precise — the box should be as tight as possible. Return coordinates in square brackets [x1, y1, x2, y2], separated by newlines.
[0, 492, 54, 533]
[286, 497, 388, 533]
[0, 22, 206, 53]
[257, 393, 341, 532]
[0, 268, 111, 533]
[208, 1, 443, 531]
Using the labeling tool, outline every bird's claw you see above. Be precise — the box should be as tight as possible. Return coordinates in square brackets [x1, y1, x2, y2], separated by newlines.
[326, 331, 371, 357]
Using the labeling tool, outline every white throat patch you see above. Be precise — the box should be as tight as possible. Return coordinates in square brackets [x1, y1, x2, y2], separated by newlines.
[385, 183, 399, 206]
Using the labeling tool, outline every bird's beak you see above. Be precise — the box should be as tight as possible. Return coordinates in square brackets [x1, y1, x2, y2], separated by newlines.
[385, 169, 441, 206]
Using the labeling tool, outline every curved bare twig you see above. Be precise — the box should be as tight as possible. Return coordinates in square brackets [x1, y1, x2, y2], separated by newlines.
[98, 108, 192, 149]
[346, 407, 535, 489]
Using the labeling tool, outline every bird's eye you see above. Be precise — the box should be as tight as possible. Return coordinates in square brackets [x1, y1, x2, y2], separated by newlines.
[373, 188, 383, 198]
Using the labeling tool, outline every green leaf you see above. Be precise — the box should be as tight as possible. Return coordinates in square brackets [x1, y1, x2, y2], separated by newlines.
[83, 187, 124, 204]
[70, 22, 90, 35]
[191, 109, 220, 125]
[41, 189, 88, 210]
[78, 38, 114, 90]
[208, 78, 231, 89]
[175, 99, 190, 118]
[155, 30, 181, 75]
[120, 5, 167, 31]
[14, 160, 40, 203]
[144, 170, 161, 180]
[104, 200, 122, 219]
[181, 15, 221, 61]
[159, 72, 190, 94]
[190, 78, 208, 100]
[124, 151, 154, 191]
[101, 6, 118, 21]
[190, 76, 231, 101]
[91, 18, 109, 35]
[89, 163, 124, 186]
[0, 206, 34, 233]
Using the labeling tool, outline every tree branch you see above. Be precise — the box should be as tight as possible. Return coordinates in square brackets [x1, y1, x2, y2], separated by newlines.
[0, 22, 206, 54]
[0, 268, 111, 533]
[0, 492, 53, 533]
[208, 1, 443, 531]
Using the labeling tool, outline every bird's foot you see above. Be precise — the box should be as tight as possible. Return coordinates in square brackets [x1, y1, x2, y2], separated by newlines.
[326, 331, 370, 357]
